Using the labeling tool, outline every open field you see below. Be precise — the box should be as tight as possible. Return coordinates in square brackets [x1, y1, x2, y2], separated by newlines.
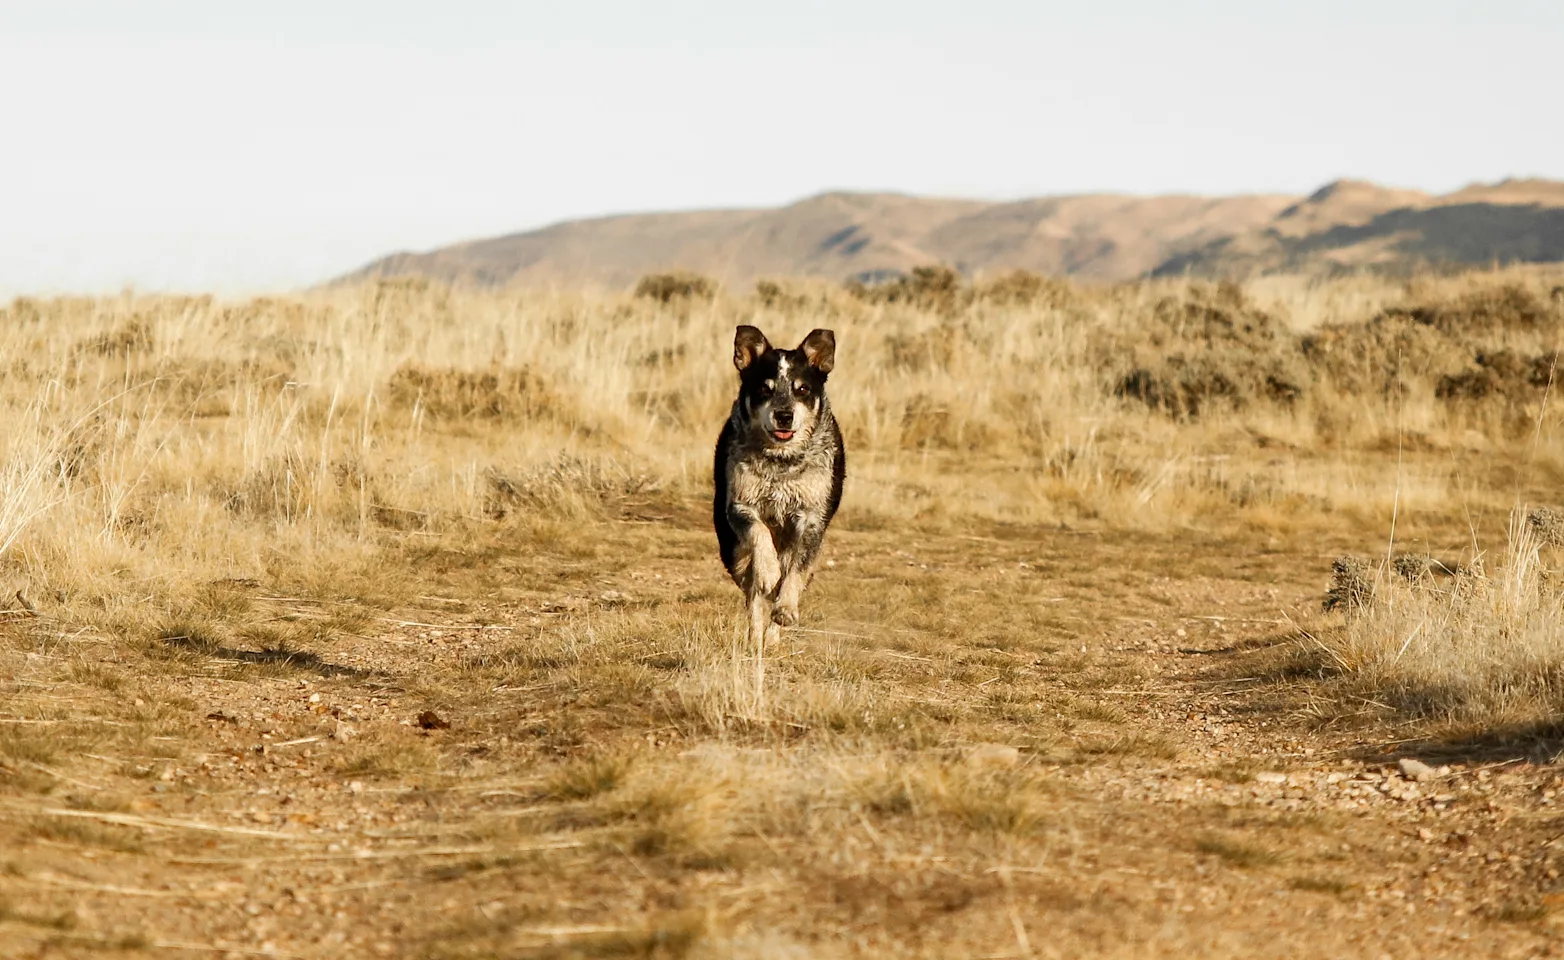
[3, 270, 1564, 958]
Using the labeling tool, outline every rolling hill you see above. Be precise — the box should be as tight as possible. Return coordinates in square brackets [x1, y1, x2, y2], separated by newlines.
[340, 178, 1564, 289]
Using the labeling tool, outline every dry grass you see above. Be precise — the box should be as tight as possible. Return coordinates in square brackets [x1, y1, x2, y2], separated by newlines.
[3, 268, 1564, 957]
[3, 268, 1561, 581]
[1320, 508, 1564, 731]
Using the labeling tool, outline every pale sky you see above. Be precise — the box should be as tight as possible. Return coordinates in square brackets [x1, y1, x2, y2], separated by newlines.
[3, 0, 1562, 294]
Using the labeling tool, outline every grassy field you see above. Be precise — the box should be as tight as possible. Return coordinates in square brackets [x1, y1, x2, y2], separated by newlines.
[2, 269, 1564, 958]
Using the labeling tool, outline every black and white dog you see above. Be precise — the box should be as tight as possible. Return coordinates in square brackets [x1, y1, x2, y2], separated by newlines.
[714, 326, 846, 644]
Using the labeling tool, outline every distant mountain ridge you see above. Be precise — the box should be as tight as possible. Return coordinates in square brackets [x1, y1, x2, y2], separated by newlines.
[341, 178, 1564, 289]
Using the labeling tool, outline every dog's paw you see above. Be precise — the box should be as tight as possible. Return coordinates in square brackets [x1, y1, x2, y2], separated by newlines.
[770, 604, 799, 627]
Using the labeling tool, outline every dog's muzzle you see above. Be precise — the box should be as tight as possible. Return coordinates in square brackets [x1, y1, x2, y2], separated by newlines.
[771, 408, 795, 442]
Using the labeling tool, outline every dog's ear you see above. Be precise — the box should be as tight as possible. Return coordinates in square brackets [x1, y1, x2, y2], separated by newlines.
[799, 329, 835, 374]
[733, 326, 772, 371]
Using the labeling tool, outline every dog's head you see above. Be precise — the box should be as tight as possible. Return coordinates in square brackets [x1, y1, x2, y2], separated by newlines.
[730, 326, 835, 451]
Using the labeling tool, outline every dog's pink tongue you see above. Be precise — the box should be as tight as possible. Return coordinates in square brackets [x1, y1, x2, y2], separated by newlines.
[773, 430, 795, 441]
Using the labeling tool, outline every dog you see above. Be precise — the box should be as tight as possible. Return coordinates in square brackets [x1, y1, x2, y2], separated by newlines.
[713, 325, 846, 646]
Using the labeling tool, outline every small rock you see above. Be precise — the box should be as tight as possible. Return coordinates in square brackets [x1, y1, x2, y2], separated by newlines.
[416, 710, 451, 731]
[1255, 772, 1288, 785]
[334, 722, 357, 742]
[1398, 758, 1437, 782]
[965, 744, 1022, 769]
[348, 781, 364, 795]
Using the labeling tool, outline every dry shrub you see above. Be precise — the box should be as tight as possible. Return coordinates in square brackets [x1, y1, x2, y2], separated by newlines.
[1299, 309, 1451, 399]
[367, 277, 455, 324]
[1435, 350, 1559, 403]
[976, 269, 1077, 307]
[217, 296, 318, 329]
[1386, 283, 1555, 336]
[71, 317, 155, 358]
[754, 278, 807, 311]
[1146, 281, 1289, 349]
[2, 296, 45, 325]
[1304, 281, 1562, 407]
[1112, 277, 1562, 422]
[753, 278, 787, 307]
[847, 265, 968, 313]
[1323, 557, 1374, 612]
[846, 265, 1085, 315]
[753, 277, 853, 315]
[1528, 506, 1564, 547]
[1114, 283, 1306, 418]
[1391, 553, 1462, 583]
[634, 271, 716, 303]
[153, 357, 295, 414]
[387, 364, 562, 421]
[1324, 553, 1466, 613]
[1321, 511, 1564, 725]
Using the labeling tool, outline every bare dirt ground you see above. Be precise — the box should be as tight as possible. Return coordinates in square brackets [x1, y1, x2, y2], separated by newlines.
[4, 502, 1562, 959]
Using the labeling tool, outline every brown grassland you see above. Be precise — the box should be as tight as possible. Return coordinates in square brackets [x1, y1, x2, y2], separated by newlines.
[3, 268, 1564, 958]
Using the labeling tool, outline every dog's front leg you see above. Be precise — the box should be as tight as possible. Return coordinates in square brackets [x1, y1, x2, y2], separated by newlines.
[728, 504, 781, 640]
[772, 519, 826, 627]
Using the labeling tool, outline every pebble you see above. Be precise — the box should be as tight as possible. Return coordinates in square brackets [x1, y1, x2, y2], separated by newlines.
[1255, 772, 1288, 785]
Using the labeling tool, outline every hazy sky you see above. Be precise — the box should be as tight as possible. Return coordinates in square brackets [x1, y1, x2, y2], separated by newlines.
[3, 0, 1562, 294]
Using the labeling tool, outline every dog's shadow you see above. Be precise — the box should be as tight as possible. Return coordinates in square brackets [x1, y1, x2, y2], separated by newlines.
[158, 630, 372, 679]
[1358, 721, 1564, 768]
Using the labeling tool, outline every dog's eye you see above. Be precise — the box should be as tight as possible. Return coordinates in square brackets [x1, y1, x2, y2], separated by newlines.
[793, 381, 810, 397]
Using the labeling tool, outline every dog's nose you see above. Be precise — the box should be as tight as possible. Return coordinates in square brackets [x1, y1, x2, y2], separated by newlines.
[774, 409, 794, 428]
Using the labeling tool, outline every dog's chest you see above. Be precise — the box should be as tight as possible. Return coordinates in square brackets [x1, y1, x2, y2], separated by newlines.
[729, 456, 833, 526]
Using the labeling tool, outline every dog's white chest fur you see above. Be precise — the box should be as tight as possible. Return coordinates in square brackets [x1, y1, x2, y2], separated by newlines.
[728, 452, 835, 529]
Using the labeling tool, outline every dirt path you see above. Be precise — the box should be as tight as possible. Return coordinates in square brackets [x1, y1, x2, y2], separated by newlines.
[2, 513, 1561, 958]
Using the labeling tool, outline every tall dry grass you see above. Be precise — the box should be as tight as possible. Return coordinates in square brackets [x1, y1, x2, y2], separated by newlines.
[2, 267, 1563, 725]
[1316, 501, 1564, 733]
